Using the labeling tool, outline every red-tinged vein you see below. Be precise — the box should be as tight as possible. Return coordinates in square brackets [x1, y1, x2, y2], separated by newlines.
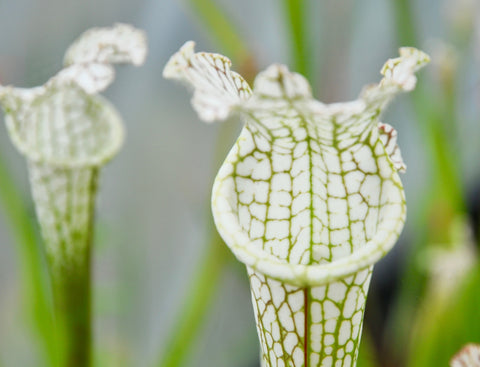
[304, 287, 309, 367]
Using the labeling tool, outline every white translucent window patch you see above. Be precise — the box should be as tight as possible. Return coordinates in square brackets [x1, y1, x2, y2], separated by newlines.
[451, 344, 480, 367]
[164, 42, 429, 367]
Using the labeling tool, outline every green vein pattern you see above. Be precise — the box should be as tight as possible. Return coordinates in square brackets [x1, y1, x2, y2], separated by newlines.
[165, 42, 429, 367]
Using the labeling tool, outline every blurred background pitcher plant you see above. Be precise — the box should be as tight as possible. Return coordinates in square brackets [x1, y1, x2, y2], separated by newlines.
[0, 24, 146, 367]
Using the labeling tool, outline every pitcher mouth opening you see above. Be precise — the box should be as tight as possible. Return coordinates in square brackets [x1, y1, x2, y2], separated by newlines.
[4, 94, 124, 169]
[212, 172, 406, 287]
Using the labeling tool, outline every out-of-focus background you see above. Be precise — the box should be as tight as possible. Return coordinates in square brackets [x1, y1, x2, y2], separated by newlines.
[0, 0, 479, 366]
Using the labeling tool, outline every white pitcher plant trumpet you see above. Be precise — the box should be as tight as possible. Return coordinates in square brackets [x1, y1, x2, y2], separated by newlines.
[0, 24, 147, 366]
[164, 42, 429, 367]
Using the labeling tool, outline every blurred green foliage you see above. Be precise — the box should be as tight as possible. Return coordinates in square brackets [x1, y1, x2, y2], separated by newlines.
[0, 151, 54, 366]
[409, 266, 480, 367]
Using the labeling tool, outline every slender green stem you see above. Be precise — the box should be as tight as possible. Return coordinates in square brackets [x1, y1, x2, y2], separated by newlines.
[155, 116, 241, 367]
[186, 0, 249, 65]
[158, 3, 254, 364]
[48, 168, 97, 367]
[391, 0, 419, 48]
[410, 88, 464, 213]
[50, 254, 92, 367]
[282, 0, 312, 80]
[0, 153, 54, 367]
[389, 0, 466, 364]
[392, 0, 464, 214]
[50, 259, 92, 367]
[156, 228, 229, 367]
